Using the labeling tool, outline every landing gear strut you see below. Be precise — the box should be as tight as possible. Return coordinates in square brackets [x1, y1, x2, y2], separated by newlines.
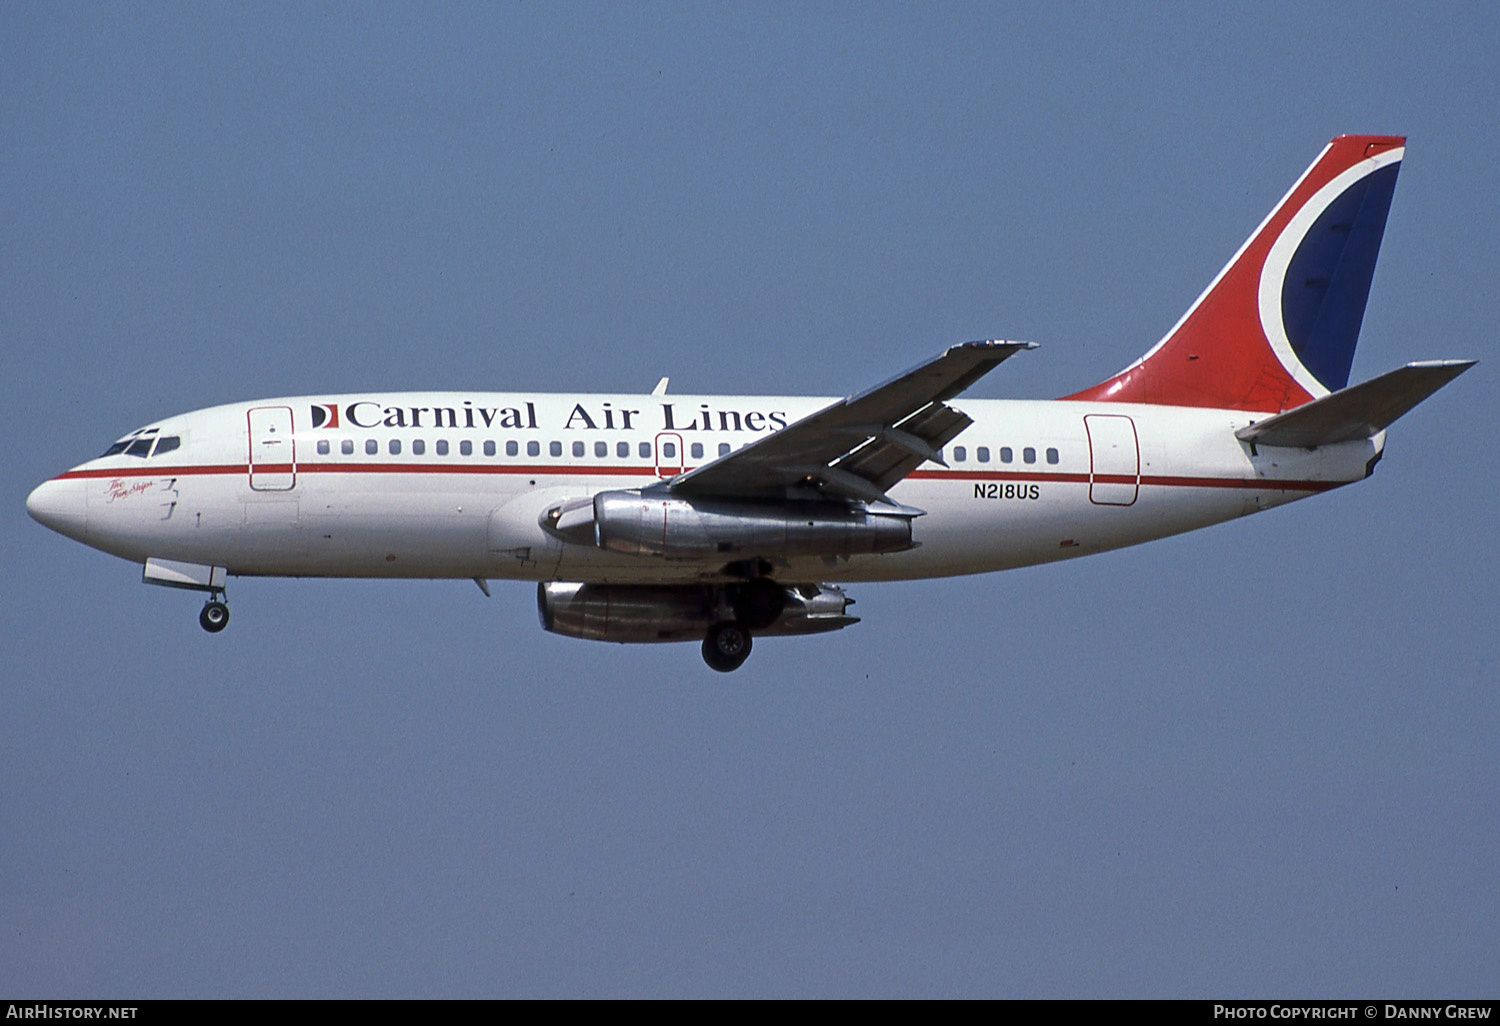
[199, 597, 230, 633]
[702, 621, 752, 672]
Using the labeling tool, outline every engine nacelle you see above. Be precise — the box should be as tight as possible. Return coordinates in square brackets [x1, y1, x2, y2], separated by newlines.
[538, 581, 858, 643]
[538, 582, 719, 643]
[590, 490, 913, 560]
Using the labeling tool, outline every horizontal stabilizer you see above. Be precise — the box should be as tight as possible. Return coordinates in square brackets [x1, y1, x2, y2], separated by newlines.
[1236, 360, 1475, 448]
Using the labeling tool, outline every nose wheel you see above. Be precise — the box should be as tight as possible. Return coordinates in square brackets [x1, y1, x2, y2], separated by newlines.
[199, 598, 230, 633]
[702, 622, 752, 672]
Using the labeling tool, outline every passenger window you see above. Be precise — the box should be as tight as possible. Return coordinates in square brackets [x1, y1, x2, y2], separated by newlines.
[976, 446, 989, 463]
[342, 439, 354, 455]
[506, 440, 518, 456]
[953, 446, 967, 462]
[1046, 447, 1059, 465]
[572, 441, 584, 457]
[595, 441, 608, 458]
[153, 436, 181, 457]
[691, 442, 703, 459]
[638, 442, 650, 458]
[718, 443, 730, 457]
[412, 439, 425, 456]
[1023, 447, 1036, 464]
[436, 440, 448, 456]
[317, 440, 330, 455]
[663, 442, 676, 458]
[550, 441, 562, 457]
[1000, 447, 1013, 463]
[617, 441, 629, 458]
[484, 440, 497, 457]
[389, 439, 402, 455]
[460, 440, 472, 456]
[527, 441, 540, 457]
[125, 437, 153, 457]
[366, 439, 378, 455]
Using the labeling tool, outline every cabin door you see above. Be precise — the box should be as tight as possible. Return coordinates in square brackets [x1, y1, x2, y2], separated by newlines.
[1084, 414, 1139, 506]
[248, 406, 297, 491]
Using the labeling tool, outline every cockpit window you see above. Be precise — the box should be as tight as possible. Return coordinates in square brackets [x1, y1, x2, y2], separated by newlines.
[102, 431, 180, 458]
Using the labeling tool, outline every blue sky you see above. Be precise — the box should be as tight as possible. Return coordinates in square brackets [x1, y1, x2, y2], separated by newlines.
[4, 2, 1497, 997]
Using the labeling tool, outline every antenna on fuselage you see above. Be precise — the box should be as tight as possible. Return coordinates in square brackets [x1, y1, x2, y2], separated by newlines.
[652, 377, 669, 396]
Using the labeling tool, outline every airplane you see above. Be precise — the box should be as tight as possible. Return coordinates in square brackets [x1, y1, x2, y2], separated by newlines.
[26, 134, 1474, 671]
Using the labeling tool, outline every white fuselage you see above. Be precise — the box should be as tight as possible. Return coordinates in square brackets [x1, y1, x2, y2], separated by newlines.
[31, 391, 1380, 586]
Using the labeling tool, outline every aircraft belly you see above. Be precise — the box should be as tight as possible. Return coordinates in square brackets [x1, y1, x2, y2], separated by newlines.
[835, 476, 1261, 581]
[293, 510, 488, 577]
[294, 478, 496, 577]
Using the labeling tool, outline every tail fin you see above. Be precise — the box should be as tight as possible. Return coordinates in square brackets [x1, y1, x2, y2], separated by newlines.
[1067, 135, 1406, 412]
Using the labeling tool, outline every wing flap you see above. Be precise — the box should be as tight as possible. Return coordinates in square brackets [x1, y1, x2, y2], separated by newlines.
[835, 403, 974, 493]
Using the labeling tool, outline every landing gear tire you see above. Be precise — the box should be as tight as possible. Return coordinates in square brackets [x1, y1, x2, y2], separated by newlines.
[199, 600, 230, 633]
[702, 622, 752, 672]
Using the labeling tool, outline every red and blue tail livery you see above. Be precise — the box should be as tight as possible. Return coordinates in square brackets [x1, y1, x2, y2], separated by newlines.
[26, 136, 1473, 670]
[1069, 135, 1406, 412]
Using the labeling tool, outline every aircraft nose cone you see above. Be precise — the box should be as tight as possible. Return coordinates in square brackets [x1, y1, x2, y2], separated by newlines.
[26, 477, 88, 541]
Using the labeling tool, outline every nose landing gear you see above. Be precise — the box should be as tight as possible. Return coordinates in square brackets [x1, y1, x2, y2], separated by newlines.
[199, 596, 230, 633]
[141, 560, 232, 634]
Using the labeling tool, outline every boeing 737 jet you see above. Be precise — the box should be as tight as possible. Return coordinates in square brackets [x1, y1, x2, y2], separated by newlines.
[26, 135, 1473, 670]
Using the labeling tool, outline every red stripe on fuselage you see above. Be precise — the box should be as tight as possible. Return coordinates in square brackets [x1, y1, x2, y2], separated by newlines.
[54, 462, 1339, 493]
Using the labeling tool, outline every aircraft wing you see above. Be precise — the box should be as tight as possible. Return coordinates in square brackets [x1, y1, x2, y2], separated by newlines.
[666, 340, 1035, 505]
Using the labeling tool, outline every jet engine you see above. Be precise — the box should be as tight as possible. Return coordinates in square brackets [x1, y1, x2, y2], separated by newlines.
[537, 581, 858, 644]
[544, 489, 914, 561]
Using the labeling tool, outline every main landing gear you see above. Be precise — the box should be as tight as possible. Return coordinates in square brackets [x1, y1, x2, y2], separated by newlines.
[199, 596, 230, 633]
[702, 621, 752, 672]
[699, 576, 784, 671]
